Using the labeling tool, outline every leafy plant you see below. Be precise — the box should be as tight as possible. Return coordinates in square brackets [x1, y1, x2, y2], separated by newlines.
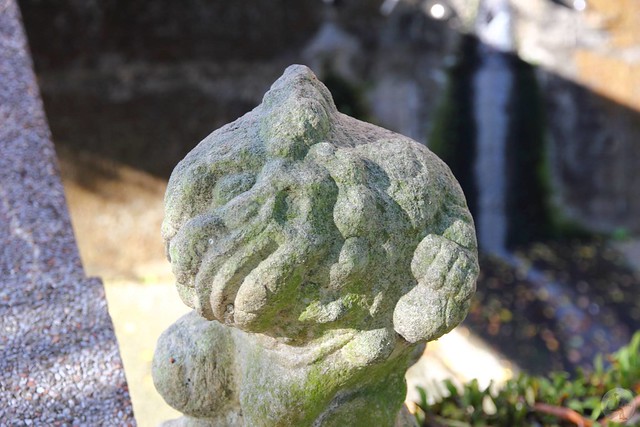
[414, 331, 640, 426]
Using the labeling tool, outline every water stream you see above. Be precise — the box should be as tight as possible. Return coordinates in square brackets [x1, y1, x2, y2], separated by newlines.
[473, 45, 511, 255]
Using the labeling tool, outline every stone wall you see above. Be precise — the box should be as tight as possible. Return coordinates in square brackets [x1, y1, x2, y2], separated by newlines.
[511, 0, 640, 233]
[18, 0, 323, 67]
[17, 0, 461, 177]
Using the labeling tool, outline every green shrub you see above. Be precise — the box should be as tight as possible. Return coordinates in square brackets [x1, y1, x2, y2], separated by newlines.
[414, 331, 640, 426]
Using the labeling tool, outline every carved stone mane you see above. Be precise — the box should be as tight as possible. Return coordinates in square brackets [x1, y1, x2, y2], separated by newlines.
[153, 65, 478, 426]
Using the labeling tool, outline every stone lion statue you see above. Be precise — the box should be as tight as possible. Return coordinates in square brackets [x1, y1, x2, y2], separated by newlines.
[153, 65, 478, 427]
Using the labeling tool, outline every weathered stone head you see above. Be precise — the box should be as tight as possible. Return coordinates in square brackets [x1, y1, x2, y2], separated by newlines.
[154, 65, 478, 426]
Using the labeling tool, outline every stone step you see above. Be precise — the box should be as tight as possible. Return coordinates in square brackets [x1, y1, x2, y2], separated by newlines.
[0, 1, 134, 423]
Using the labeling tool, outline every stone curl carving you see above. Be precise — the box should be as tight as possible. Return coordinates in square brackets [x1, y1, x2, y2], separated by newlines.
[153, 65, 478, 427]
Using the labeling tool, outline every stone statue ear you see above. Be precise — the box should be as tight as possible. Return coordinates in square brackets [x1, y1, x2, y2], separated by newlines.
[392, 282, 449, 344]
[259, 65, 336, 159]
[392, 234, 474, 344]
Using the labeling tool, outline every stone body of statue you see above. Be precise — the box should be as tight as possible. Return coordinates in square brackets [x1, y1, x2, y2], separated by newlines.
[153, 65, 479, 427]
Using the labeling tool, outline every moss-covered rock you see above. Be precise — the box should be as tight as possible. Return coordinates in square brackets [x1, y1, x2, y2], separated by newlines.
[153, 65, 479, 426]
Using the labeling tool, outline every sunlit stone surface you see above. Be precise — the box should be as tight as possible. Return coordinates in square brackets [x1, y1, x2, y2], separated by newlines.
[153, 65, 478, 426]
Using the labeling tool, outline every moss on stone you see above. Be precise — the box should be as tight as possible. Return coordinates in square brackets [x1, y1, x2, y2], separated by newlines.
[154, 65, 478, 426]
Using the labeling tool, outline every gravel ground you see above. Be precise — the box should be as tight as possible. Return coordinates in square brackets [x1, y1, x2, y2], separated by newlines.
[0, 1, 134, 424]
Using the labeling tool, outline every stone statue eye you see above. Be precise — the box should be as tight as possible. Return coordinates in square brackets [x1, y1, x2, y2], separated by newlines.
[211, 172, 256, 206]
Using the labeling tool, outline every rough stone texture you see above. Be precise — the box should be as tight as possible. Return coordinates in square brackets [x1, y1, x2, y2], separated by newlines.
[153, 65, 478, 426]
[0, 0, 134, 424]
